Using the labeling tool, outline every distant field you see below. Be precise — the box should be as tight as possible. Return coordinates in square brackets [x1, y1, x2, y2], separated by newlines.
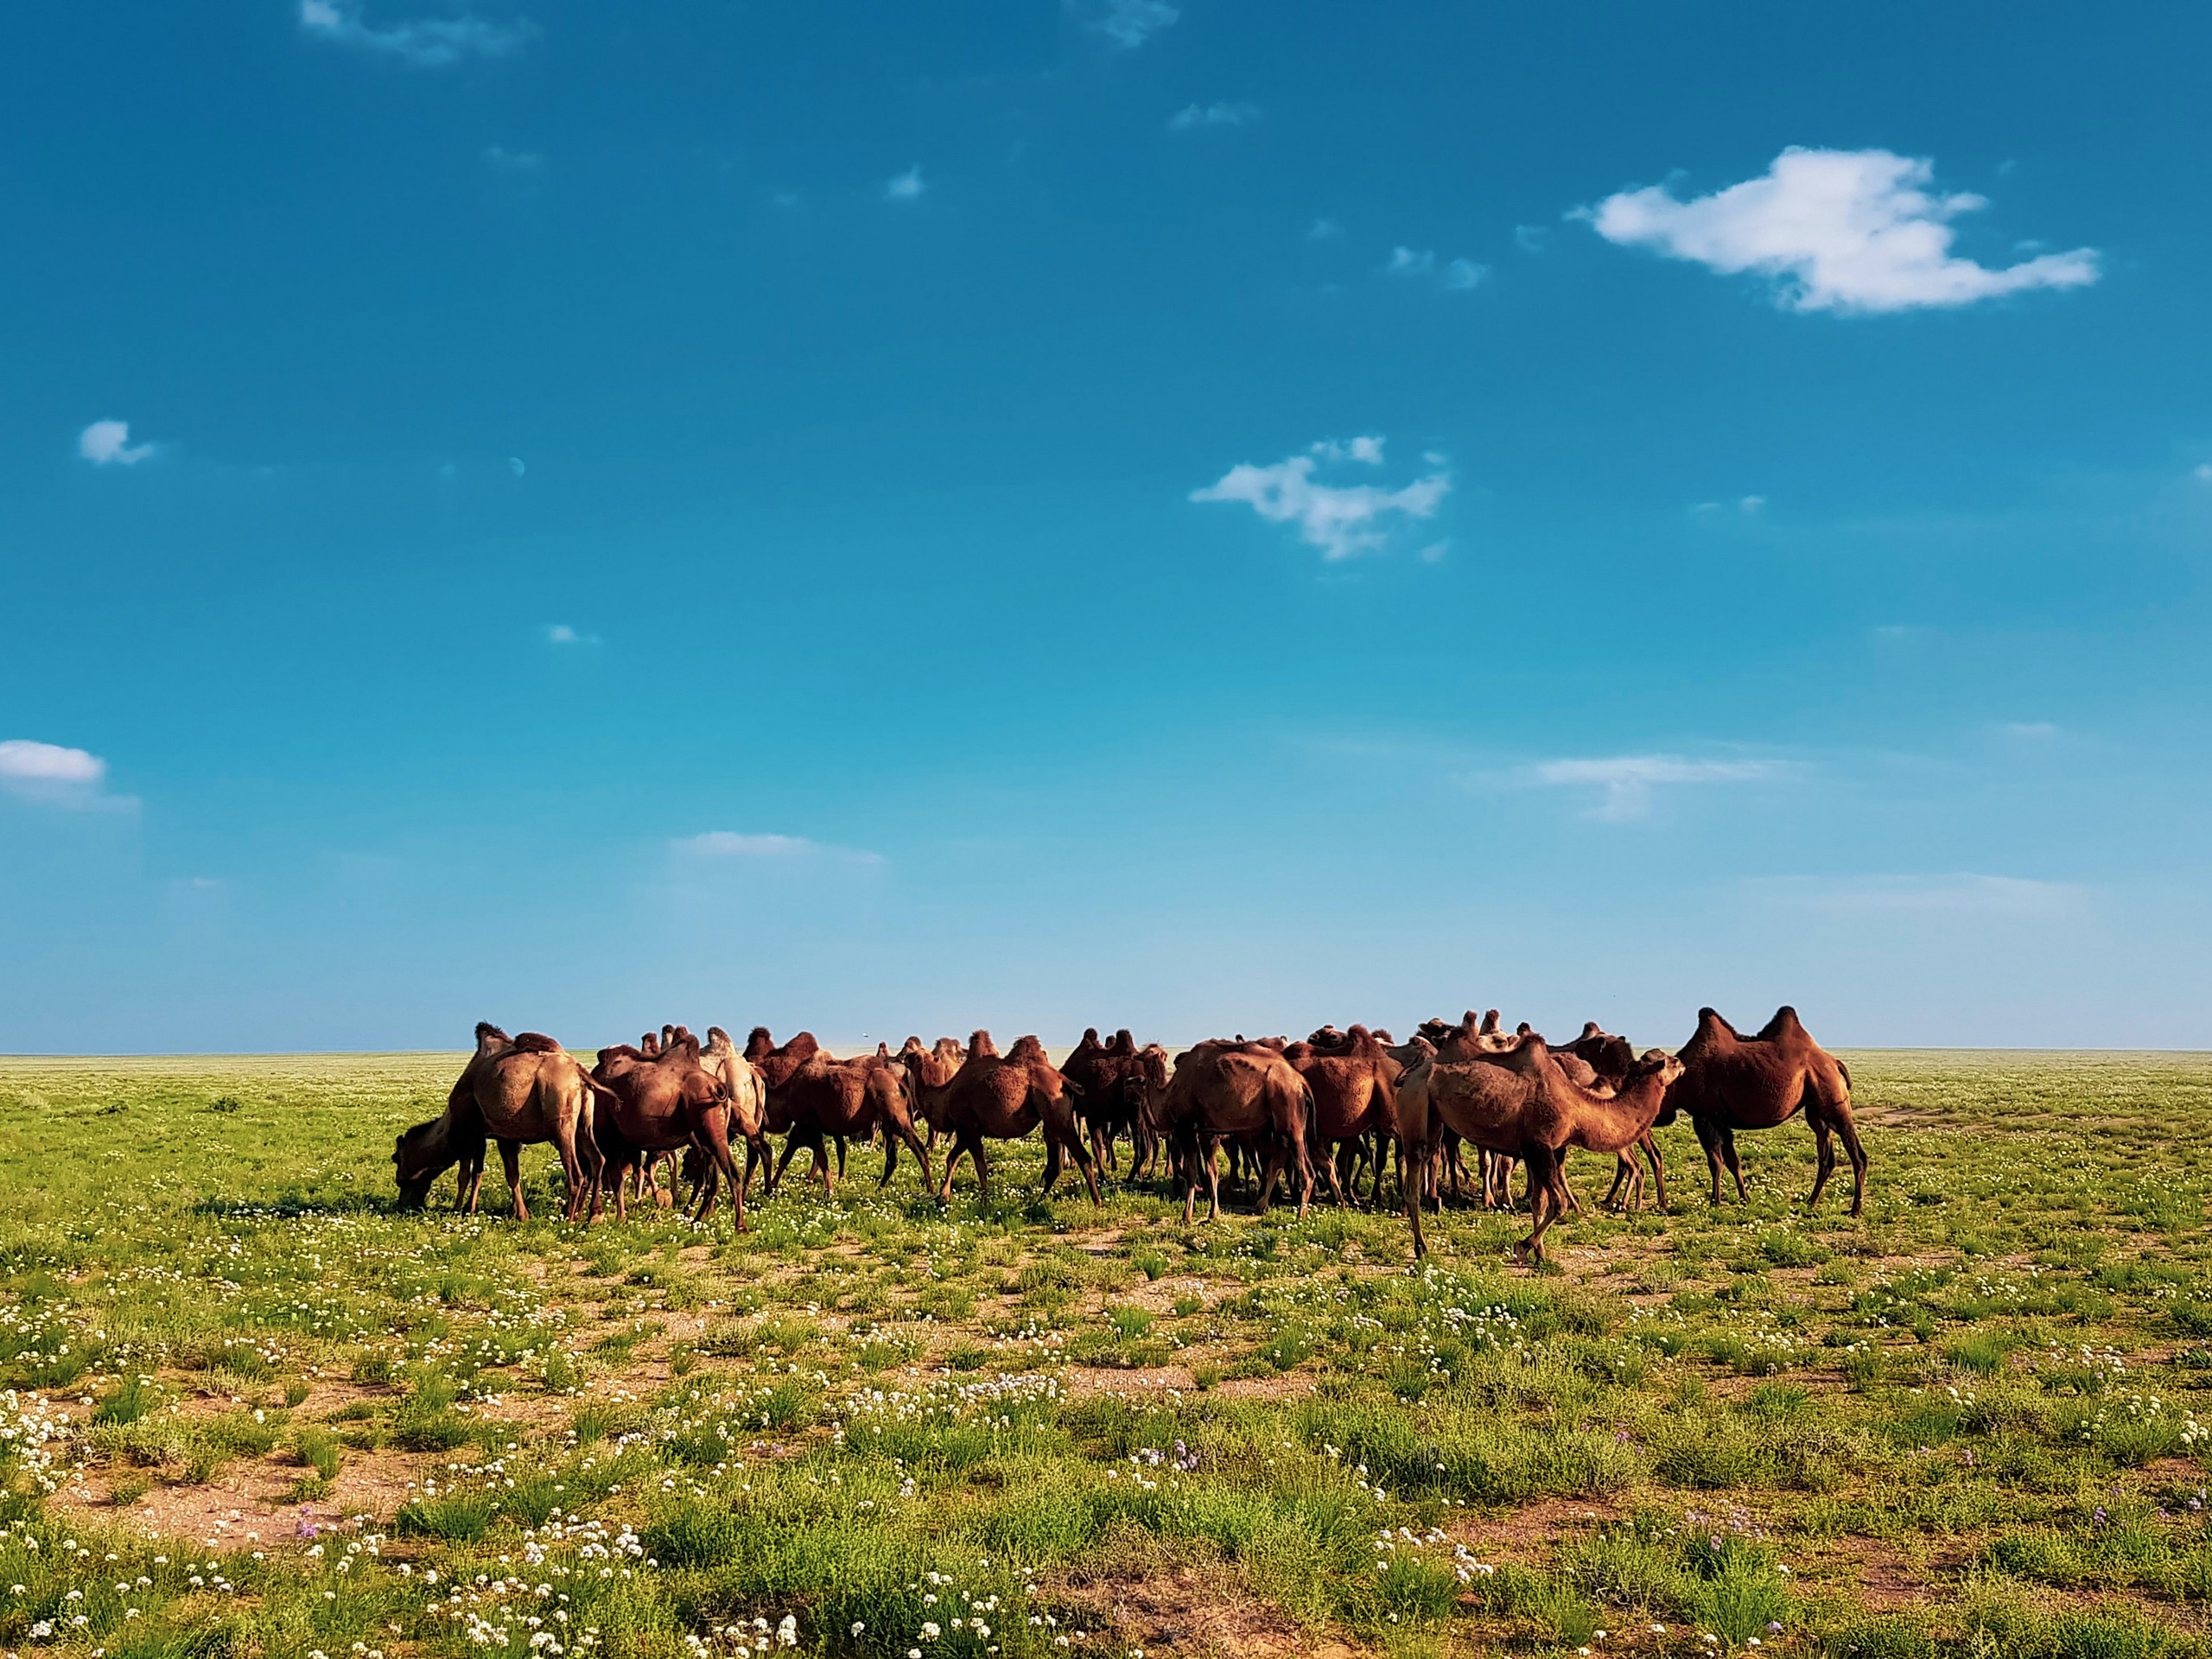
[3, 1049, 2212, 1659]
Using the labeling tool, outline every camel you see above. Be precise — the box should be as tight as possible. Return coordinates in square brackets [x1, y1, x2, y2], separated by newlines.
[1061, 1027, 1149, 1174]
[896, 1035, 969, 1146]
[1395, 1036, 1681, 1263]
[1147, 1039, 1316, 1224]
[1669, 1006, 1866, 1214]
[394, 1023, 607, 1222]
[900, 1031, 1099, 1205]
[1283, 1024, 1403, 1207]
[591, 1034, 747, 1227]
[743, 1027, 930, 1196]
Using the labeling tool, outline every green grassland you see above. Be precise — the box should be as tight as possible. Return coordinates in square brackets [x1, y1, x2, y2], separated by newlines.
[4, 1048, 2212, 1659]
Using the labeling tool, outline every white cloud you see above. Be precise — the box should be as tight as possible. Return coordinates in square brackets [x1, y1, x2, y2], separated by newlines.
[676, 830, 882, 866]
[1586, 147, 2100, 314]
[1533, 753, 1777, 821]
[546, 624, 599, 646]
[0, 739, 132, 810]
[1192, 436, 1450, 562]
[299, 0, 536, 67]
[1749, 873, 2080, 917]
[79, 420, 156, 467]
[1085, 0, 1178, 48]
[1386, 247, 1486, 293]
[1513, 224, 1548, 253]
[884, 164, 925, 203]
[1168, 101, 1257, 131]
[1307, 218, 1344, 240]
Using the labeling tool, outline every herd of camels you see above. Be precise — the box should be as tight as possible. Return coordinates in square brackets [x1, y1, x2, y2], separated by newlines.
[392, 1005, 1867, 1264]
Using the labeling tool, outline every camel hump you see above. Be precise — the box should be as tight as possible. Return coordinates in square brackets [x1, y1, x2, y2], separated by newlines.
[969, 1029, 999, 1058]
[474, 1020, 511, 1044]
[1080, 1027, 1102, 1046]
[706, 1026, 733, 1051]
[1008, 1033, 1045, 1059]
[1479, 1008, 1502, 1033]
[1757, 1005, 1807, 1041]
[1580, 1020, 1603, 1040]
[512, 1032, 562, 1054]
[1111, 1028, 1136, 1053]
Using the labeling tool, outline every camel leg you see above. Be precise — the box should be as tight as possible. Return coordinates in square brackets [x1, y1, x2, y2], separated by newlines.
[1834, 1105, 1868, 1216]
[1643, 1130, 1668, 1211]
[1694, 1115, 1729, 1206]
[899, 1124, 932, 1195]
[1806, 1106, 1839, 1211]
[1203, 1139, 1224, 1223]
[1319, 1140, 1349, 1209]
[1516, 1149, 1560, 1263]
[1402, 1133, 1427, 1259]
[971, 1139, 992, 1203]
[697, 1112, 742, 1229]
[1720, 1125, 1748, 1202]
[498, 1140, 527, 1221]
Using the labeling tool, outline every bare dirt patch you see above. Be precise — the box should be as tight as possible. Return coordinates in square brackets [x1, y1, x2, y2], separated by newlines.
[1055, 1556, 1363, 1659]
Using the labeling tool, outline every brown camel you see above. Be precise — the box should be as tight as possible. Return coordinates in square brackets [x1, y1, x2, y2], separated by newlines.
[1148, 1039, 1316, 1224]
[1061, 1027, 1149, 1174]
[1669, 1006, 1867, 1214]
[1395, 1037, 1681, 1262]
[746, 1028, 931, 1197]
[1283, 1024, 1402, 1207]
[900, 1031, 1100, 1205]
[896, 1035, 969, 1146]
[395, 1023, 607, 1222]
[591, 1035, 747, 1227]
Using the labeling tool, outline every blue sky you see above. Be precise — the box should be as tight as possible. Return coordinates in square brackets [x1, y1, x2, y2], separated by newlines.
[5, 2, 2210, 1052]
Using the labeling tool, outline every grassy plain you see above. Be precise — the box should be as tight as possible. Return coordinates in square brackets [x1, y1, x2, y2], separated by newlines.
[3, 1048, 2212, 1659]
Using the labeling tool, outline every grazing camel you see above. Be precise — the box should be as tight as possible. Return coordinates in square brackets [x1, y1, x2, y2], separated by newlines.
[1283, 1025, 1403, 1207]
[900, 1032, 1100, 1205]
[1395, 1037, 1681, 1263]
[590, 1034, 746, 1226]
[394, 1023, 607, 1222]
[1669, 1006, 1867, 1214]
[1148, 1039, 1317, 1224]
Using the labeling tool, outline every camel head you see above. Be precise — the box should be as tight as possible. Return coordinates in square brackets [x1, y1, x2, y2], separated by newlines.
[1630, 1050, 1686, 1090]
[392, 1120, 451, 1209]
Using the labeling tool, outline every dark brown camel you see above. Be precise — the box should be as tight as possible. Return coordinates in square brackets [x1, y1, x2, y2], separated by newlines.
[1148, 1039, 1316, 1224]
[747, 1028, 931, 1197]
[1283, 1024, 1402, 1207]
[896, 1035, 969, 1146]
[590, 1035, 746, 1227]
[1061, 1027, 1149, 1175]
[395, 1023, 607, 1222]
[900, 1031, 1100, 1205]
[1669, 1006, 1867, 1214]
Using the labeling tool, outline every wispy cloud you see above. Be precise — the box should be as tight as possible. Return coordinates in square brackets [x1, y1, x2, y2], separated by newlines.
[1748, 873, 2082, 917]
[1531, 753, 1778, 821]
[1513, 224, 1549, 253]
[299, 0, 537, 67]
[1386, 247, 1487, 292]
[482, 145, 542, 172]
[1168, 101, 1258, 131]
[1585, 147, 2099, 314]
[546, 624, 600, 646]
[1307, 218, 1344, 241]
[1084, 0, 1178, 48]
[0, 739, 135, 811]
[1694, 494, 1767, 515]
[884, 164, 925, 203]
[79, 420, 156, 467]
[1192, 435, 1450, 561]
[675, 830, 882, 867]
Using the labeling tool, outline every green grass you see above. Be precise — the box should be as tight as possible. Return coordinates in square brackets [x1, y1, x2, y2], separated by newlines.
[3, 1048, 2212, 1659]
